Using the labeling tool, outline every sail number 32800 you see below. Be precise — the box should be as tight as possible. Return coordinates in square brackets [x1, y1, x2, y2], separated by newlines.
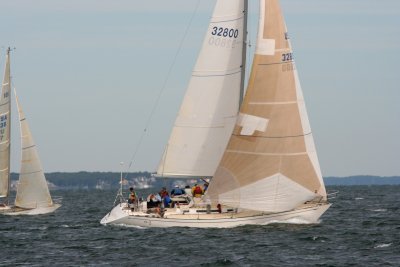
[211, 27, 239, 38]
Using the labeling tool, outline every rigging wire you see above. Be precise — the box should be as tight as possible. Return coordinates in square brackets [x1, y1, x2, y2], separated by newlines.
[123, 0, 202, 179]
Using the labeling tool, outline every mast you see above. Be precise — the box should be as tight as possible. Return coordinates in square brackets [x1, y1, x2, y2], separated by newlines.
[239, 0, 248, 106]
[6, 47, 11, 202]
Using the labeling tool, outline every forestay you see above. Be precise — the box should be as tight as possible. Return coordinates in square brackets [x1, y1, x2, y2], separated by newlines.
[0, 52, 11, 198]
[14, 92, 53, 209]
[207, 0, 327, 213]
[157, 0, 246, 178]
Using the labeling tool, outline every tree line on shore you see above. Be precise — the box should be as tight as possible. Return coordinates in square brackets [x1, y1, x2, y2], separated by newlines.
[9, 172, 400, 189]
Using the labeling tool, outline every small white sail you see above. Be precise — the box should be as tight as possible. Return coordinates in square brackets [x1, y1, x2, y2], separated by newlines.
[207, 0, 327, 213]
[0, 51, 11, 197]
[14, 91, 53, 209]
[157, 0, 246, 178]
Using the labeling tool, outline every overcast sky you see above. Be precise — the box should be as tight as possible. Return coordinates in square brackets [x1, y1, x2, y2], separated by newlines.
[0, 0, 399, 177]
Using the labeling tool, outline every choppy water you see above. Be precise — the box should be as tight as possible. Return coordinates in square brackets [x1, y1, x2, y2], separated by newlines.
[1, 186, 399, 266]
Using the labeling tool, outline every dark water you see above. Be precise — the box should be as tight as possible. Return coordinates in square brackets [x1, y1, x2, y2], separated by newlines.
[1, 186, 399, 267]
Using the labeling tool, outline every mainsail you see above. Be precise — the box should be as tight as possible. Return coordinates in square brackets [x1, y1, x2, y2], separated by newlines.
[207, 0, 327, 213]
[0, 50, 11, 198]
[157, 0, 246, 178]
[14, 92, 53, 209]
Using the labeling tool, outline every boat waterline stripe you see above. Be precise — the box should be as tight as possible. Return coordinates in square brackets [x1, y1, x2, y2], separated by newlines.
[232, 132, 312, 139]
[226, 150, 308, 156]
[249, 101, 298, 105]
[22, 145, 36, 150]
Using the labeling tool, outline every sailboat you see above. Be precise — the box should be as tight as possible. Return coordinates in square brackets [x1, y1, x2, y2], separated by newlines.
[101, 0, 331, 228]
[0, 48, 61, 215]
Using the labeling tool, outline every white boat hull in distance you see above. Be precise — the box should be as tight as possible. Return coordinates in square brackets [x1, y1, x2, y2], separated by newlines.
[2, 204, 61, 216]
[0, 205, 12, 212]
[101, 203, 331, 228]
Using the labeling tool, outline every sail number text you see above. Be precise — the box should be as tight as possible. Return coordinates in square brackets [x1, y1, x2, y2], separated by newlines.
[0, 114, 7, 129]
[211, 27, 239, 38]
[0, 115, 7, 140]
[282, 53, 293, 62]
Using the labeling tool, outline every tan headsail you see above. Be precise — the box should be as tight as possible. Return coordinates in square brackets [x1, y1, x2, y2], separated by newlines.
[207, 0, 327, 213]
[14, 91, 53, 209]
[0, 49, 11, 198]
[156, 0, 246, 178]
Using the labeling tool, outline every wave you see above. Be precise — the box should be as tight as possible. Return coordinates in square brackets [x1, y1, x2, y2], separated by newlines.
[265, 218, 320, 225]
[370, 209, 387, 212]
[374, 243, 392, 249]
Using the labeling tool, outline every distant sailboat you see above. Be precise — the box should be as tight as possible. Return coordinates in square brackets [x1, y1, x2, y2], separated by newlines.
[101, 0, 331, 228]
[0, 48, 61, 215]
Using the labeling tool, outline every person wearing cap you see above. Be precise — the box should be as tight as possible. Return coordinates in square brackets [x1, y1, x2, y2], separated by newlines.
[171, 185, 184, 197]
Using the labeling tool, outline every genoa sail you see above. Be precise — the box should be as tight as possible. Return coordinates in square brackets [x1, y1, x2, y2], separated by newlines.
[0, 50, 11, 198]
[207, 0, 327, 213]
[157, 0, 246, 178]
[14, 91, 53, 209]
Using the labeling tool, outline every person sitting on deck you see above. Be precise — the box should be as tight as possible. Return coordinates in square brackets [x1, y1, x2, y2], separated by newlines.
[203, 181, 209, 192]
[184, 185, 192, 197]
[128, 187, 137, 204]
[163, 195, 172, 208]
[170, 185, 184, 197]
[147, 193, 161, 208]
[159, 187, 169, 199]
[191, 183, 204, 198]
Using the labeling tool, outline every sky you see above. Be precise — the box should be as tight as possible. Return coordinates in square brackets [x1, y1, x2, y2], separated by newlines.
[0, 0, 399, 177]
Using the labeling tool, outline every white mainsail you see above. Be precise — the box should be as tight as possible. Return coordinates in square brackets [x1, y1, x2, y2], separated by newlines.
[157, 0, 246, 178]
[0, 50, 11, 198]
[14, 91, 53, 209]
[207, 0, 327, 213]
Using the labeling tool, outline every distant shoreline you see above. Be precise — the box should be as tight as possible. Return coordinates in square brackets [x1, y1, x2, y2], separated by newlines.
[9, 172, 400, 190]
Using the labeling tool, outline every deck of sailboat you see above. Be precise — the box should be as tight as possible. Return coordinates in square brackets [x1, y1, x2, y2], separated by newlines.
[122, 201, 329, 220]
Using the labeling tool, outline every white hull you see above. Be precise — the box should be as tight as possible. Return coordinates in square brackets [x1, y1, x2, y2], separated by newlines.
[0, 205, 12, 211]
[101, 203, 331, 228]
[1, 203, 61, 216]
